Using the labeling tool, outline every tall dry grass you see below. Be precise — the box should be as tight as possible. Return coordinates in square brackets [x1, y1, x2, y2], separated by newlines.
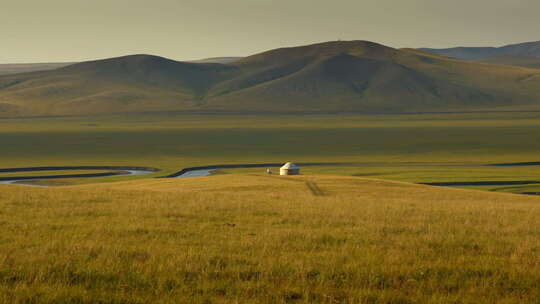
[1, 174, 540, 303]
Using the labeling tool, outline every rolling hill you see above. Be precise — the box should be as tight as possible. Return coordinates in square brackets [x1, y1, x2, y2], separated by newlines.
[421, 41, 540, 61]
[1, 40, 540, 116]
[0, 55, 240, 116]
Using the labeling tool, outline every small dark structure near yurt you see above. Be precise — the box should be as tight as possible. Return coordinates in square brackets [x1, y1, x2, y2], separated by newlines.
[280, 162, 300, 176]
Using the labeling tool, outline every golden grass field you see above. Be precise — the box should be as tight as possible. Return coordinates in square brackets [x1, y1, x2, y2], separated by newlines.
[1, 174, 539, 303]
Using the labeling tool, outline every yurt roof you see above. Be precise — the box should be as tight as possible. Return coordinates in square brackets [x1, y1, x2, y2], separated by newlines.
[281, 162, 299, 169]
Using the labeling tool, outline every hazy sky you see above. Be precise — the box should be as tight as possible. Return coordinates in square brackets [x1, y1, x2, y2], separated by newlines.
[2, 0, 539, 63]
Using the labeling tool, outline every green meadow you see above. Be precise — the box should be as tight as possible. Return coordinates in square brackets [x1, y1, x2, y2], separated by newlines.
[2, 111, 540, 192]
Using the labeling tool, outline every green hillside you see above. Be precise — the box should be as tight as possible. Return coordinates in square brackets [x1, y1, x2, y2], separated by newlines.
[0, 55, 239, 116]
[1, 41, 540, 116]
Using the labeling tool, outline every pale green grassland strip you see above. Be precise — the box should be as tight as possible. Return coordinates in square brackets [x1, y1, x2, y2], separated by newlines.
[1, 112, 540, 192]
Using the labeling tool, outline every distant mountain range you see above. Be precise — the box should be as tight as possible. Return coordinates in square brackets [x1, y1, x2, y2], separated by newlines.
[0, 63, 74, 76]
[479, 56, 540, 69]
[1, 40, 540, 117]
[421, 41, 540, 69]
[0, 58, 242, 76]
[188, 57, 243, 64]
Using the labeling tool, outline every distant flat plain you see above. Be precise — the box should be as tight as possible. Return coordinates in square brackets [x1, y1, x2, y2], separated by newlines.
[2, 111, 540, 193]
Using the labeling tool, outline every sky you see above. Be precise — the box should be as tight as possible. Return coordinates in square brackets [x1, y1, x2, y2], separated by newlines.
[1, 0, 539, 63]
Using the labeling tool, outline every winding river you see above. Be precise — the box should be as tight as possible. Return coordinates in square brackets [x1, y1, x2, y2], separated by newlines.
[0, 166, 159, 186]
[169, 163, 346, 178]
[1, 162, 540, 191]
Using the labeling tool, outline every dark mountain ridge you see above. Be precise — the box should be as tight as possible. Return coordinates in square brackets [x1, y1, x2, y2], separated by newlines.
[420, 41, 540, 60]
[1, 40, 540, 117]
[0, 62, 74, 76]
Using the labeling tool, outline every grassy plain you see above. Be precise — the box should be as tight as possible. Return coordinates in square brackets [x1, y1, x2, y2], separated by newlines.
[2, 112, 540, 192]
[2, 112, 540, 302]
[1, 174, 540, 303]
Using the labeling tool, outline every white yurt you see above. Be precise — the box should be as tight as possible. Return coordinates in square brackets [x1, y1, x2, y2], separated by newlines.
[280, 162, 300, 176]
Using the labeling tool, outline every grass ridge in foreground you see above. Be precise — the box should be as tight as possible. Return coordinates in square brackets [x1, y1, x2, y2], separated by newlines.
[1, 174, 539, 303]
